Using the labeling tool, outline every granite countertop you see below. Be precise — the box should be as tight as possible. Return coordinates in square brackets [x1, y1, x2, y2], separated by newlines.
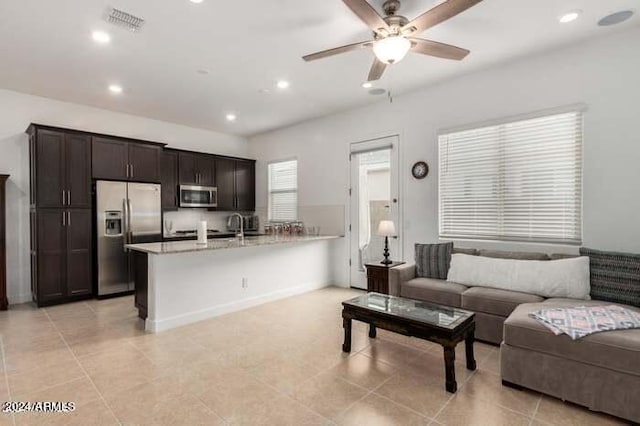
[126, 235, 343, 255]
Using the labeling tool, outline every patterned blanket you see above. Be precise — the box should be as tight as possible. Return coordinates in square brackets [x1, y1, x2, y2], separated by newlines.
[529, 305, 640, 340]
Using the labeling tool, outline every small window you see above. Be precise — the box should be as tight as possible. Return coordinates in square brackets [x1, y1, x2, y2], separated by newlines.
[268, 159, 298, 221]
[439, 110, 583, 244]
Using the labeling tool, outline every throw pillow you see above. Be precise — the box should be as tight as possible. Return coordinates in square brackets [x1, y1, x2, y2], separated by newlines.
[415, 242, 453, 279]
[580, 247, 640, 308]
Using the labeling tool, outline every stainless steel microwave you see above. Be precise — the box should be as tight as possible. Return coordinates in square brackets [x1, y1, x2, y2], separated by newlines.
[179, 185, 218, 208]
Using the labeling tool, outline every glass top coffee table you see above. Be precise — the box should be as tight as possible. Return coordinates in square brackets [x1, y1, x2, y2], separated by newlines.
[342, 292, 476, 393]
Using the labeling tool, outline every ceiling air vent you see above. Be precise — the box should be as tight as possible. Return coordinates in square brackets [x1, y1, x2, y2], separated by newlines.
[104, 6, 145, 32]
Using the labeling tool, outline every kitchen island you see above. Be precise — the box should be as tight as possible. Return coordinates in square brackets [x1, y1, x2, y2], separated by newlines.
[127, 235, 342, 332]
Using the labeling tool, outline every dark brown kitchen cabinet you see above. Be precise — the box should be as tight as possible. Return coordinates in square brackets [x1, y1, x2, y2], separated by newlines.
[30, 128, 91, 209]
[92, 137, 161, 183]
[178, 152, 215, 186]
[33, 209, 92, 305]
[91, 137, 128, 180]
[235, 160, 255, 211]
[128, 143, 161, 183]
[160, 150, 179, 210]
[215, 158, 255, 211]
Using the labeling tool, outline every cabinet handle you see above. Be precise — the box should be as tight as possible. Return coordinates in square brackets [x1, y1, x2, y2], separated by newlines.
[67, 211, 71, 227]
[131, 164, 134, 178]
[62, 190, 66, 206]
[67, 190, 71, 206]
[126, 164, 129, 178]
[62, 211, 66, 227]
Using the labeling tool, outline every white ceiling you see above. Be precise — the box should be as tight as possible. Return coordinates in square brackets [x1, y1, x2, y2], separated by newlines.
[0, 0, 637, 136]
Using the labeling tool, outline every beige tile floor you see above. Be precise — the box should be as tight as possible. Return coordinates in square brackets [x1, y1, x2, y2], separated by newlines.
[0, 287, 629, 426]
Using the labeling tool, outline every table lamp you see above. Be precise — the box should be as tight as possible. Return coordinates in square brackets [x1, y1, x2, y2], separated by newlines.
[377, 220, 396, 265]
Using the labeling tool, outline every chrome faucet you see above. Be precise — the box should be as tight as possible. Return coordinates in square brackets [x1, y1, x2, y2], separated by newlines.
[230, 213, 244, 240]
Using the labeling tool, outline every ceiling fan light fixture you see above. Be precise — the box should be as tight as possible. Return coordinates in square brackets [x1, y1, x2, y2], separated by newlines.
[373, 35, 411, 64]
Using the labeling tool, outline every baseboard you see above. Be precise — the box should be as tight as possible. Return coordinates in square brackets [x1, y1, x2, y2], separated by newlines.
[145, 281, 332, 333]
[8, 292, 33, 305]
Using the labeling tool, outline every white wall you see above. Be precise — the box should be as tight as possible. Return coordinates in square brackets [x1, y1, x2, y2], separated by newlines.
[249, 28, 640, 286]
[0, 89, 249, 303]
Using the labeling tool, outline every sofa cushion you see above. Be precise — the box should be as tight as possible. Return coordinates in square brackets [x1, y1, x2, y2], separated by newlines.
[453, 247, 478, 256]
[415, 242, 453, 279]
[448, 254, 591, 300]
[504, 299, 640, 377]
[478, 249, 550, 261]
[400, 277, 467, 308]
[579, 247, 640, 308]
[550, 253, 579, 260]
[462, 287, 544, 317]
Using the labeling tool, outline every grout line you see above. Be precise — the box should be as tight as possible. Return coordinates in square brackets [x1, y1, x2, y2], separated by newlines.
[0, 336, 16, 426]
[529, 395, 543, 426]
[42, 309, 122, 426]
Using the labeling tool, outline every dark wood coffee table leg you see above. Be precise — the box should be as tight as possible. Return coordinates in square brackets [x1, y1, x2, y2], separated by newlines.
[465, 326, 477, 370]
[369, 323, 377, 338]
[342, 317, 352, 352]
[443, 344, 457, 393]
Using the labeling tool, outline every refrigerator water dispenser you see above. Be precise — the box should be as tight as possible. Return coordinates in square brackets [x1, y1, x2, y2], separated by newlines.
[104, 211, 122, 236]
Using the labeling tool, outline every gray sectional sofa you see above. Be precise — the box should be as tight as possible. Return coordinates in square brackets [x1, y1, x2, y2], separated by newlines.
[388, 247, 640, 423]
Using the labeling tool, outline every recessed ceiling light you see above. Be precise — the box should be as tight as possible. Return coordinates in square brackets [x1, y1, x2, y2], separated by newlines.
[598, 10, 634, 26]
[276, 80, 290, 89]
[369, 88, 386, 96]
[196, 68, 210, 75]
[559, 10, 581, 23]
[226, 113, 237, 122]
[189, 0, 204, 3]
[362, 82, 373, 89]
[108, 84, 123, 94]
[92, 31, 111, 44]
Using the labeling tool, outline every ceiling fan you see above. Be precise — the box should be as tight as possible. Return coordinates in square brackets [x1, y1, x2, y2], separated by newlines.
[303, 0, 483, 82]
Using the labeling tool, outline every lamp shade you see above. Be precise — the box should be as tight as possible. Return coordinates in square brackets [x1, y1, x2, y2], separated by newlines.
[377, 220, 396, 237]
[372, 36, 411, 64]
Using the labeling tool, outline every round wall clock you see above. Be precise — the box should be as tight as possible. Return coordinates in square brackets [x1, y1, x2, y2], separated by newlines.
[411, 161, 429, 179]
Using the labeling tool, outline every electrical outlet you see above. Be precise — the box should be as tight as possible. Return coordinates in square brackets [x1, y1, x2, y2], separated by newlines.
[242, 277, 248, 289]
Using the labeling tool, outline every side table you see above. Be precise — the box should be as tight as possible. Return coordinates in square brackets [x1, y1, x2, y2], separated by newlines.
[364, 261, 405, 295]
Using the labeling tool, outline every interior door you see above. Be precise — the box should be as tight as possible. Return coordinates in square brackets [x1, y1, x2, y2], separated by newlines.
[349, 136, 400, 290]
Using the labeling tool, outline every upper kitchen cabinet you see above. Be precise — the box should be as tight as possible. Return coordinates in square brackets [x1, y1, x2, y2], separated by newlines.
[28, 127, 91, 209]
[215, 157, 255, 211]
[235, 160, 255, 211]
[92, 136, 161, 183]
[178, 152, 216, 186]
[160, 150, 179, 210]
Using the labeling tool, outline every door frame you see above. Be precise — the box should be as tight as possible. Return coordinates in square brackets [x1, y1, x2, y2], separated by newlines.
[348, 134, 402, 289]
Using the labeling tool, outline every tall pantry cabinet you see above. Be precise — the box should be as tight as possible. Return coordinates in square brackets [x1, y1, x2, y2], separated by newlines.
[28, 125, 93, 306]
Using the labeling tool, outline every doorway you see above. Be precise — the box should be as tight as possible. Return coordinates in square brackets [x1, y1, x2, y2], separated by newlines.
[349, 136, 400, 289]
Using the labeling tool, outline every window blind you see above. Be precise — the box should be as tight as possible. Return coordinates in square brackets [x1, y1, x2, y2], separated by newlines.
[268, 159, 298, 221]
[439, 111, 583, 244]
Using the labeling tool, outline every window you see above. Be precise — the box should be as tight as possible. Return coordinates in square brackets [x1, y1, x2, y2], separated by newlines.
[268, 159, 298, 221]
[439, 110, 583, 244]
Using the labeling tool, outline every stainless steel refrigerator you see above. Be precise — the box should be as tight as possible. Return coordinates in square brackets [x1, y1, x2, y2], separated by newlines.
[96, 181, 161, 296]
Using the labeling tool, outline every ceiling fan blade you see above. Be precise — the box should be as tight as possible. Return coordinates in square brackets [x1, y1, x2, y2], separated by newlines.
[303, 40, 373, 61]
[409, 38, 469, 60]
[402, 0, 483, 34]
[343, 0, 390, 34]
[368, 59, 387, 81]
